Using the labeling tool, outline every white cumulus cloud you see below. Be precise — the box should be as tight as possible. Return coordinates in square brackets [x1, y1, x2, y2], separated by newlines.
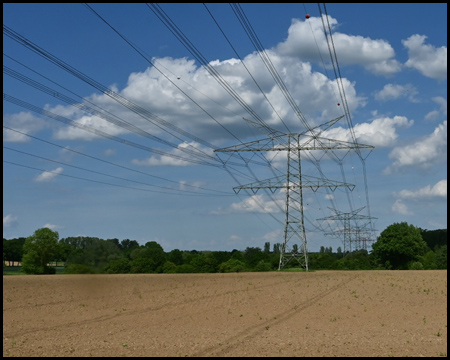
[3, 112, 48, 142]
[43, 223, 62, 230]
[391, 199, 413, 216]
[402, 34, 447, 80]
[322, 115, 413, 147]
[3, 214, 18, 228]
[385, 120, 447, 172]
[276, 16, 401, 76]
[432, 96, 447, 116]
[132, 141, 215, 167]
[396, 179, 447, 199]
[211, 194, 284, 215]
[374, 83, 418, 102]
[35, 167, 64, 182]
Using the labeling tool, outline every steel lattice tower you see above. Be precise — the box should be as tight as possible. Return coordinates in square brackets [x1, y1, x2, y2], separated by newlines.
[317, 207, 377, 253]
[215, 117, 374, 270]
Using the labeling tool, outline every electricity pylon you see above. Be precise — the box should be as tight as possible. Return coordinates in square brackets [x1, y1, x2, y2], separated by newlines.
[317, 206, 377, 253]
[215, 116, 374, 271]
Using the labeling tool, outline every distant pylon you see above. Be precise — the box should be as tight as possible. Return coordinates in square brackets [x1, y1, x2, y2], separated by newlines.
[215, 117, 374, 271]
[317, 206, 377, 253]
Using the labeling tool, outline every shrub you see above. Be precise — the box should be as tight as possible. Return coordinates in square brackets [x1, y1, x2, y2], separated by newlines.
[175, 264, 196, 273]
[409, 261, 424, 270]
[130, 257, 156, 273]
[103, 258, 131, 274]
[253, 260, 272, 272]
[218, 258, 246, 273]
[162, 261, 177, 273]
[64, 264, 97, 274]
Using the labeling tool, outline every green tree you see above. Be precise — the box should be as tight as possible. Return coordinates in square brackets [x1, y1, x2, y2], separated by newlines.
[22, 228, 60, 274]
[3, 237, 26, 266]
[309, 252, 337, 270]
[254, 259, 272, 271]
[420, 250, 437, 270]
[167, 249, 184, 265]
[420, 229, 447, 250]
[162, 261, 177, 273]
[371, 222, 427, 270]
[64, 238, 122, 271]
[103, 258, 131, 274]
[144, 241, 166, 270]
[272, 243, 281, 254]
[244, 247, 268, 268]
[119, 239, 139, 259]
[218, 258, 246, 273]
[333, 250, 372, 270]
[130, 257, 156, 273]
[434, 245, 447, 269]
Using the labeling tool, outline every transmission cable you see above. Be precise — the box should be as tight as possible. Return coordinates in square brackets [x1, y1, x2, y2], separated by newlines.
[3, 64, 234, 166]
[318, 3, 374, 231]
[230, 3, 314, 135]
[3, 24, 233, 164]
[3, 125, 233, 195]
[82, 4, 256, 164]
[146, 3, 291, 214]
[3, 93, 222, 168]
[4, 159, 224, 196]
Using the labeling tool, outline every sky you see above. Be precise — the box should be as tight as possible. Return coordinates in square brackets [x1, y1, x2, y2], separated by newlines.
[3, 3, 447, 253]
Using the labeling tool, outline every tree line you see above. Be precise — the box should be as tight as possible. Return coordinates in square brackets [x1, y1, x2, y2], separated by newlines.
[3, 222, 447, 274]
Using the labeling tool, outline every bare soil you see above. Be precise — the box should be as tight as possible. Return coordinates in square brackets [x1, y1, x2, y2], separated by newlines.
[3, 270, 447, 357]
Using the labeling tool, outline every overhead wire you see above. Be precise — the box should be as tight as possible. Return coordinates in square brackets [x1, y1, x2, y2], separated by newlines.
[203, 3, 291, 134]
[3, 21, 280, 224]
[3, 66, 221, 165]
[3, 160, 219, 196]
[230, 3, 313, 135]
[144, 3, 291, 219]
[317, 3, 375, 232]
[3, 125, 233, 195]
[82, 2, 289, 223]
[82, 3, 289, 188]
[3, 92, 222, 168]
[3, 23, 273, 187]
[146, 3, 282, 140]
[202, 3, 296, 216]
[3, 24, 241, 166]
[4, 5, 376, 242]
[82, 3, 266, 169]
[228, 3, 351, 234]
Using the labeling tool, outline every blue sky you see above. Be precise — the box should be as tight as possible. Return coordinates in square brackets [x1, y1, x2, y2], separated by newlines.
[3, 3, 447, 252]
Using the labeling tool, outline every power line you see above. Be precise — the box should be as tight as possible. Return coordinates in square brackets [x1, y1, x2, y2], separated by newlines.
[3, 64, 226, 166]
[4, 21, 277, 214]
[146, 3, 292, 215]
[3, 92, 223, 168]
[317, 3, 374, 231]
[203, 3, 291, 133]
[83, 3, 252, 155]
[3, 126, 233, 196]
[3, 160, 223, 196]
[230, 3, 314, 135]
[3, 24, 227, 161]
[147, 3, 280, 137]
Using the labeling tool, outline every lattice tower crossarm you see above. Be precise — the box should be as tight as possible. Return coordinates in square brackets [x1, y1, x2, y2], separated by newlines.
[215, 127, 372, 271]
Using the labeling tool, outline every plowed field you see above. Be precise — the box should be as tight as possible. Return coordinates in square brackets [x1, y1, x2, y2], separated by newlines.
[3, 270, 447, 357]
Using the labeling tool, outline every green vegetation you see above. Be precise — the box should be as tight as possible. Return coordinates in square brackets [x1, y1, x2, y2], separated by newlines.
[21, 228, 60, 274]
[372, 222, 428, 270]
[3, 223, 446, 275]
